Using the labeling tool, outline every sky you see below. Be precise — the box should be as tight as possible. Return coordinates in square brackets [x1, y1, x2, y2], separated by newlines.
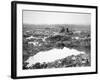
[23, 10, 91, 25]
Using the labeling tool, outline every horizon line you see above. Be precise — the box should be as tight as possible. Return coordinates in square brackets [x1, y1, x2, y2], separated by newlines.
[23, 23, 91, 25]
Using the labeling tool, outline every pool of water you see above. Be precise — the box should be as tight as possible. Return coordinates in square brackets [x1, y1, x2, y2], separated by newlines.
[25, 47, 85, 67]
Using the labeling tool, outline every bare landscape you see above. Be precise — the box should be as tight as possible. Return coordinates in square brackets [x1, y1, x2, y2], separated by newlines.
[23, 24, 91, 69]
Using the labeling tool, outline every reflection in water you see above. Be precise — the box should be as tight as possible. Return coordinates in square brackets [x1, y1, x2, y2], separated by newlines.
[25, 47, 85, 67]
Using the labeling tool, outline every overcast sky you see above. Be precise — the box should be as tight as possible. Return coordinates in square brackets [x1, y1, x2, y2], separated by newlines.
[23, 10, 91, 25]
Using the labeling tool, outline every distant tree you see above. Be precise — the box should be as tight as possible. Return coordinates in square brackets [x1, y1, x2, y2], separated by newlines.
[66, 28, 69, 33]
[60, 27, 65, 33]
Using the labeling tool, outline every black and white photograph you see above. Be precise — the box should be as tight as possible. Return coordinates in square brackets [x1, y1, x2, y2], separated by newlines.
[11, 1, 97, 79]
[23, 10, 91, 69]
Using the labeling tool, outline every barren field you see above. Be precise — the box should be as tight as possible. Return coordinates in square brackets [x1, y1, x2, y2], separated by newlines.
[23, 24, 91, 69]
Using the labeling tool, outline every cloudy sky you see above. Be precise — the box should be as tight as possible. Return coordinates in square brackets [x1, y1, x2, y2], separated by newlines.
[23, 10, 91, 25]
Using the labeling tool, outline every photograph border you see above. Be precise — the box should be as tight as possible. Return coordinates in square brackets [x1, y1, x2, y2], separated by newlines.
[11, 1, 98, 79]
